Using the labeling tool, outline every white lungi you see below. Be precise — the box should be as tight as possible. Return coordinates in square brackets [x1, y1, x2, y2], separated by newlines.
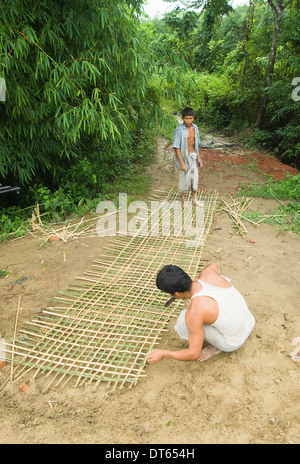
[178, 152, 199, 193]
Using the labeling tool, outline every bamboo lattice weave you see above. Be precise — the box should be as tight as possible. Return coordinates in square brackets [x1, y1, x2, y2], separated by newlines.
[6, 189, 218, 389]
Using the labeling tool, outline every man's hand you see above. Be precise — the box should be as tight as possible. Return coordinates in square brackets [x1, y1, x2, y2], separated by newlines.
[146, 349, 165, 364]
[180, 163, 188, 172]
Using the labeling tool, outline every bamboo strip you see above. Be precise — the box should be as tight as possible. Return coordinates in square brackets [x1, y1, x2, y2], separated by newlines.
[5, 339, 144, 365]
[41, 303, 177, 321]
[10, 296, 21, 381]
[5, 347, 145, 378]
[22, 320, 161, 342]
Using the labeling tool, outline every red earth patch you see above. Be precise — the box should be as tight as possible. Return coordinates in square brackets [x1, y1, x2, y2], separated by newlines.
[200, 149, 298, 180]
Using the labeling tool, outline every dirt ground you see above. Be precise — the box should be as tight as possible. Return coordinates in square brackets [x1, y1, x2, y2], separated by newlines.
[0, 130, 299, 444]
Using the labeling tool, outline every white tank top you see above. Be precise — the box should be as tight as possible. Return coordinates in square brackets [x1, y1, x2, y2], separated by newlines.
[191, 277, 255, 346]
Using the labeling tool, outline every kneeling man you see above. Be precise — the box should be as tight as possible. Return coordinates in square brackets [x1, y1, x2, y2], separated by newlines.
[146, 262, 255, 364]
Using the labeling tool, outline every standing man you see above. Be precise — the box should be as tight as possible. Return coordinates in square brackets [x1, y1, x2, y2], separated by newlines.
[173, 107, 203, 206]
[146, 262, 255, 364]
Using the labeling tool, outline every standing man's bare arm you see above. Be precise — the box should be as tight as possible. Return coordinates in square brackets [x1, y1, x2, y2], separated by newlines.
[198, 148, 203, 168]
[174, 148, 188, 172]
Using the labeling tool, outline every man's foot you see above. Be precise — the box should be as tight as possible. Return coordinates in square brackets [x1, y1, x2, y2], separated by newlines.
[181, 198, 188, 207]
[198, 344, 222, 362]
[192, 199, 204, 207]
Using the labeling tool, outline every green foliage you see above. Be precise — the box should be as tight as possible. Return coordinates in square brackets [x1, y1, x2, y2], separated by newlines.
[151, 67, 233, 129]
[150, 1, 299, 167]
[0, 0, 153, 188]
[239, 174, 300, 234]
[239, 174, 300, 201]
[0, 205, 30, 240]
[159, 2, 246, 72]
[0, 121, 157, 241]
[222, 1, 300, 165]
[193, 0, 233, 71]
[29, 186, 73, 221]
[0, 268, 9, 278]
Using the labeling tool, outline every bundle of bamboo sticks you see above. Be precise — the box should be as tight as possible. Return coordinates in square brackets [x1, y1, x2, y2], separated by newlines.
[219, 196, 259, 237]
[29, 204, 107, 243]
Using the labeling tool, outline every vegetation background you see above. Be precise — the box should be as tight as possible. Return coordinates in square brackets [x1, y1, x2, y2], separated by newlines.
[0, 0, 299, 239]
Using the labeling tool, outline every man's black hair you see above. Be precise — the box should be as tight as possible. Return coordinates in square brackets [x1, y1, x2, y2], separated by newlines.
[156, 265, 192, 295]
[182, 107, 195, 117]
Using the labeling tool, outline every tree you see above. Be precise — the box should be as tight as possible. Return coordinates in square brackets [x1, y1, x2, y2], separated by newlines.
[256, 0, 294, 128]
[0, 0, 153, 188]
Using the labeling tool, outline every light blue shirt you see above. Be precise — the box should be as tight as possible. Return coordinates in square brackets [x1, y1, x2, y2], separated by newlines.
[173, 123, 201, 171]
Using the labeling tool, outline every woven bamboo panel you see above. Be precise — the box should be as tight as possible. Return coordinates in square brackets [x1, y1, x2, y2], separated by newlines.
[6, 189, 218, 389]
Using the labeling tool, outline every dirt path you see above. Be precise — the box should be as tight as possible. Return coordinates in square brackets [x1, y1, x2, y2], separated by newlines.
[0, 132, 299, 444]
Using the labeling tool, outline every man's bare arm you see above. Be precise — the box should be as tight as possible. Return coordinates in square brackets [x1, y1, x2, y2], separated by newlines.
[198, 148, 204, 168]
[146, 343, 202, 363]
[198, 262, 219, 277]
[174, 148, 188, 172]
[146, 313, 204, 363]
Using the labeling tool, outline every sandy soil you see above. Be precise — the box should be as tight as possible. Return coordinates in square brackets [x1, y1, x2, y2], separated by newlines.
[0, 131, 299, 444]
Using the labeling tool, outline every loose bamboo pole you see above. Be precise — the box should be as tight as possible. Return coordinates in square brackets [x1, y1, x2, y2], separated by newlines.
[10, 297, 21, 381]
